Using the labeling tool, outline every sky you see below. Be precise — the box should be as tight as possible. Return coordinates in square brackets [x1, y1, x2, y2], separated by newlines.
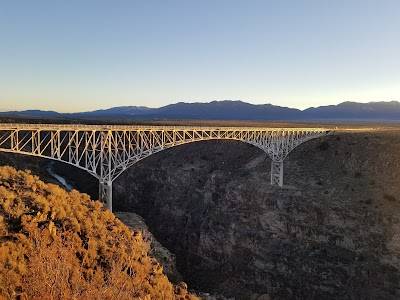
[0, 1, 399, 112]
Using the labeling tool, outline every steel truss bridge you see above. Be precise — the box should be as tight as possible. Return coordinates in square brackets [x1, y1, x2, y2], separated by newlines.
[0, 124, 330, 211]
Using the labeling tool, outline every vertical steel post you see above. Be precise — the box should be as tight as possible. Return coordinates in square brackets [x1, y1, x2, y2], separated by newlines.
[99, 180, 113, 211]
[271, 160, 284, 186]
[99, 131, 114, 211]
[10, 130, 16, 151]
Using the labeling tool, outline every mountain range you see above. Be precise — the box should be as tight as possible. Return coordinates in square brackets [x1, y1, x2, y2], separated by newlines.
[3, 100, 400, 121]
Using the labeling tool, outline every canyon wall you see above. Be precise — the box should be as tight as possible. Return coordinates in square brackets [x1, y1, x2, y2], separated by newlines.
[113, 132, 400, 300]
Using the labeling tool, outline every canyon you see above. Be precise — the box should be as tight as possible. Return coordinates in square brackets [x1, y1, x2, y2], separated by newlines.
[1, 129, 400, 299]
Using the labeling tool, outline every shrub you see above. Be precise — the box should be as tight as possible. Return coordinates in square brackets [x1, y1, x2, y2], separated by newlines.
[200, 154, 209, 161]
[317, 141, 330, 151]
[384, 193, 397, 202]
[0, 166, 198, 300]
[354, 172, 362, 178]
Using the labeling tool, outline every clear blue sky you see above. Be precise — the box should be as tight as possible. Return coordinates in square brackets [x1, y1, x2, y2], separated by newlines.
[0, 1, 399, 112]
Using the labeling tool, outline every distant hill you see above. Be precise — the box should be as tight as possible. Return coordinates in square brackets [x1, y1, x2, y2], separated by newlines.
[2, 100, 400, 121]
[73, 106, 155, 118]
[303, 101, 400, 120]
[147, 100, 302, 120]
[3, 109, 62, 117]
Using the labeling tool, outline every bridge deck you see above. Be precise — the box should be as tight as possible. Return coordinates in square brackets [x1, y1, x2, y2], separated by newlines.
[0, 123, 329, 132]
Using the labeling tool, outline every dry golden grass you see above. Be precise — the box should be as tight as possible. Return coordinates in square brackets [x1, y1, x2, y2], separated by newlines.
[0, 166, 197, 300]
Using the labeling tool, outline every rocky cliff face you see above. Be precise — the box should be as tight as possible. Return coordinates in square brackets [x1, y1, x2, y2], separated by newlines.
[115, 212, 183, 283]
[114, 212, 233, 300]
[112, 131, 400, 300]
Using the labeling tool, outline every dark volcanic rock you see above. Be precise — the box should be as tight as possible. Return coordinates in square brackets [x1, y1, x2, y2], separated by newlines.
[114, 211, 183, 283]
[112, 133, 400, 300]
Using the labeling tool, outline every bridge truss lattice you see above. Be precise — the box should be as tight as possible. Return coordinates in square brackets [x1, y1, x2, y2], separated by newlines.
[0, 124, 329, 211]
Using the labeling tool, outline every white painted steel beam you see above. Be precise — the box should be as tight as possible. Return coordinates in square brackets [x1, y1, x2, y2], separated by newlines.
[0, 124, 330, 211]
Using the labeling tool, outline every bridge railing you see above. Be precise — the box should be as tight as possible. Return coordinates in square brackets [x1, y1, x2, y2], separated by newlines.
[0, 123, 329, 132]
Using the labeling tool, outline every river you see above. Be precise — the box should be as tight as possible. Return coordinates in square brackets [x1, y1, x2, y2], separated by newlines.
[47, 162, 74, 191]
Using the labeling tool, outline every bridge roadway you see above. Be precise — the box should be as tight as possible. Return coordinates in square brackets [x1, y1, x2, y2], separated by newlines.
[0, 123, 330, 211]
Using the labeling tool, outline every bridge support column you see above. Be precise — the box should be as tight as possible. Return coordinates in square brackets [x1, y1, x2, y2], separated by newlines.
[99, 181, 113, 212]
[271, 160, 283, 186]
